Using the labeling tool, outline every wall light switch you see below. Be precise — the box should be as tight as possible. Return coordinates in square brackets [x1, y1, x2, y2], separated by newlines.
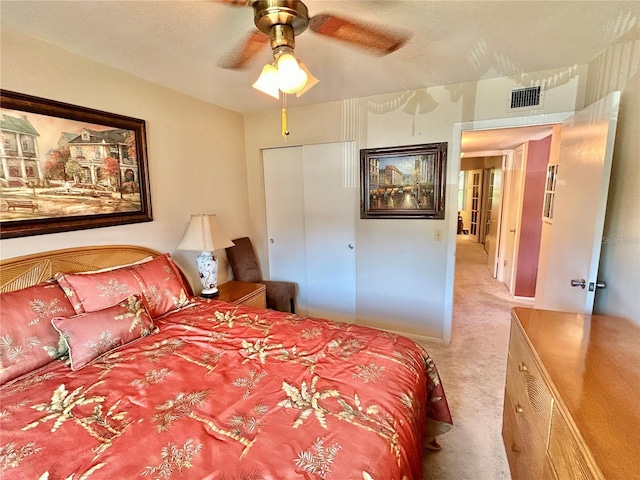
[434, 229, 443, 241]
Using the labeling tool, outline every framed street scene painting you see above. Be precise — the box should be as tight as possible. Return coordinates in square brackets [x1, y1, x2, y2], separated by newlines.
[360, 142, 447, 219]
[0, 90, 152, 239]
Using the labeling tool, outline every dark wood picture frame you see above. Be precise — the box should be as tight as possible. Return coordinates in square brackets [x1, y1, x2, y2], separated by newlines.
[360, 142, 447, 219]
[0, 90, 152, 239]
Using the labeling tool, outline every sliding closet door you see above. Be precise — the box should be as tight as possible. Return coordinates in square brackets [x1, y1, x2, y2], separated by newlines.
[302, 142, 356, 323]
[262, 146, 307, 310]
[263, 142, 356, 323]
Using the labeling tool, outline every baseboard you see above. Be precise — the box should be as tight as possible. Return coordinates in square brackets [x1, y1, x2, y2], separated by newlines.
[396, 330, 446, 345]
[513, 296, 535, 303]
[355, 321, 446, 344]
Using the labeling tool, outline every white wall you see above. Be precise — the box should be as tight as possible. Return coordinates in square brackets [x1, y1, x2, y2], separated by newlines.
[244, 67, 587, 339]
[0, 29, 251, 291]
[586, 34, 640, 325]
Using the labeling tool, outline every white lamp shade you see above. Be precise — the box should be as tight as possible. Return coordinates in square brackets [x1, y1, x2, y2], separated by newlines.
[176, 214, 234, 252]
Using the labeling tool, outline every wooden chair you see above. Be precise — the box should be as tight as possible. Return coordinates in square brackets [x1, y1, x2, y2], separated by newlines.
[225, 237, 296, 313]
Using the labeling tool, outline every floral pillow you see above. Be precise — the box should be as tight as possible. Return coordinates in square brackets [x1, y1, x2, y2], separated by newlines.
[0, 281, 76, 385]
[51, 294, 156, 371]
[128, 254, 191, 318]
[55, 254, 191, 318]
[55, 267, 140, 315]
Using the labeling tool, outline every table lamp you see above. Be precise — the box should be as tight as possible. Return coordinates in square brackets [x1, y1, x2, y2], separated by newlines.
[176, 214, 234, 297]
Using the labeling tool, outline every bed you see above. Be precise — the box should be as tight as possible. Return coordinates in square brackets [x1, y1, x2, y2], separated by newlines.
[0, 245, 452, 480]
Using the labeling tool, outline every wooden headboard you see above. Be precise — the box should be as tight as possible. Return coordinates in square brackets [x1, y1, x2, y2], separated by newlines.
[0, 245, 162, 293]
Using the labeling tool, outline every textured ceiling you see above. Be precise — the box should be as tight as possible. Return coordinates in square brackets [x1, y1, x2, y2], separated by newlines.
[2, 0, 638, 117]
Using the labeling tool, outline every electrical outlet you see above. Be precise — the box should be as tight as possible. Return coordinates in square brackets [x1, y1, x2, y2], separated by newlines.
[434, 229, 442, 241]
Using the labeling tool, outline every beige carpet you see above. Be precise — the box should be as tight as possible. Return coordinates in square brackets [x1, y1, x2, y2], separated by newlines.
[420, 237, 532, 479]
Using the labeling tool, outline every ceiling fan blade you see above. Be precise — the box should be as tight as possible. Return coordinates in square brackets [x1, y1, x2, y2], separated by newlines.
[218, 30, 270, 69]
[309, 13, 409, 55]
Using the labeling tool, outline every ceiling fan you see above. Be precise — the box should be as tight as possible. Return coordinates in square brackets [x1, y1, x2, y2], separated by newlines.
[218, 0, 410, 98]
[219, 0, 410, 69]
[217, 0, 410, 136]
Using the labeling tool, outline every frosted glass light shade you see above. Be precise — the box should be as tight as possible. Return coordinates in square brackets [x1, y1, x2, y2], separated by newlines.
[295, 62, 319, 97]
[252, 55, 317, 98]
[277, 53, 308, 94]
[252, 64, 280, 99]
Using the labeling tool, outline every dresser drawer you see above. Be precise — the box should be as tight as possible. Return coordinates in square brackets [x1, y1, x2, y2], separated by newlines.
[506, 322, 554, 440]
[547, 406, 602, 480]
[503, 382, 548, 479]
[503, 393, 539, 480]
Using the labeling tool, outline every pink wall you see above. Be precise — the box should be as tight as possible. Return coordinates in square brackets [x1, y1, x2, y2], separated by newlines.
[515, 136, 552, 297]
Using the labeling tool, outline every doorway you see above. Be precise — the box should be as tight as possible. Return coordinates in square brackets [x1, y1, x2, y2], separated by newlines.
[462, 131, 552, 295]
[443, 114, 570, 342]
[446, 94, 620, 341]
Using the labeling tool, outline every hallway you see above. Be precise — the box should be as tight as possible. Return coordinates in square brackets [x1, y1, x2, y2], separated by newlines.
[422, 236, 532, 479]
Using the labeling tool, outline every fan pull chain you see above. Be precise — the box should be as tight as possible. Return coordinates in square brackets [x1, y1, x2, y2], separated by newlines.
[281, 94, 290, 139]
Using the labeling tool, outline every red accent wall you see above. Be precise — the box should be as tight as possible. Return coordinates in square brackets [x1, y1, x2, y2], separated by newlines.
[515, 136, 552, 297]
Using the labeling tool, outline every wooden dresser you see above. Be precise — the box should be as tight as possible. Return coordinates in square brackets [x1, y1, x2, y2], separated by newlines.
[503, 307, 640, 480]
[215, 281, 267, 308]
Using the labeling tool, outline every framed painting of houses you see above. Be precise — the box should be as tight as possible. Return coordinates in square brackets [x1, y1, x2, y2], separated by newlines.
[0, 90, 152, 239]
[360, 142, 447, 219]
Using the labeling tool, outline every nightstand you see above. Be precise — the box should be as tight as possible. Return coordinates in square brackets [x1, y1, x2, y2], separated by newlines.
[214, 281, 267, 308]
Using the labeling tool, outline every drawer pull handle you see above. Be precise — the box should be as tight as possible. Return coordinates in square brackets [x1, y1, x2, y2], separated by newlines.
[515, 404, 524, 414]
[518, 363, 528, 372]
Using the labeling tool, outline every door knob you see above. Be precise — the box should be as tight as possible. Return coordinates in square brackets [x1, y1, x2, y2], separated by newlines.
[348, 244, 354, 250]
[269, 238, 274, 244]
[570, 278, 586, 289]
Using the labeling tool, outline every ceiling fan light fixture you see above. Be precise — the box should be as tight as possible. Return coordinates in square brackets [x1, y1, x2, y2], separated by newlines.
[276, 52, 308, 94]
[252, 63, 280, 99]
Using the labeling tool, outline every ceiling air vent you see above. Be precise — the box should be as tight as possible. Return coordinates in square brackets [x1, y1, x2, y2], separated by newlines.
[509, 86, 543, 109]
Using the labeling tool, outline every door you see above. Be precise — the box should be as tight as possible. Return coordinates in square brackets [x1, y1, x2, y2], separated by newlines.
[262, 146, 307, 310]
[535, 91, 620, 313]
[485, 164, 503, 277]
[263, 142, 356, 322]
[482, 166, 495, 250]
[503, 144, 526, 293]
[469, 169, 482, 242]
[303, 143, 356, 322]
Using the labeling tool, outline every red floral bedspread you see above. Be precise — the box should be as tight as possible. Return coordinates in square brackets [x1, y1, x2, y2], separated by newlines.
[0, 299, 452, 480]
